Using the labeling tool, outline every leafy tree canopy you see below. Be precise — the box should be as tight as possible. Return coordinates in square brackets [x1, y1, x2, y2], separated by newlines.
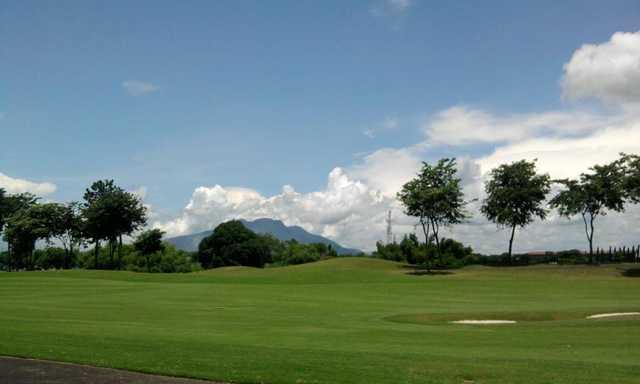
[397, 158, 468, 257]
[481, 159, 550, 260]
[550, 159, 626, 261]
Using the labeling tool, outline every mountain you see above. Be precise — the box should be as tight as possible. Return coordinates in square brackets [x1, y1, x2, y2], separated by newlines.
[165, 218, 362, 255]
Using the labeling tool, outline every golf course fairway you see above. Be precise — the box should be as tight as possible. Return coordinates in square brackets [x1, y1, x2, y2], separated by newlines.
[1, 258, 639, 384]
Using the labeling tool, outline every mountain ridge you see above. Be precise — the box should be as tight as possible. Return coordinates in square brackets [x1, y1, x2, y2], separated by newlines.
[165, 218, 361, 255]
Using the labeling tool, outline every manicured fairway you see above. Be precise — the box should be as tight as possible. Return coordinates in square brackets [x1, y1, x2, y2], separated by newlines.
[0, 258, 639, 384]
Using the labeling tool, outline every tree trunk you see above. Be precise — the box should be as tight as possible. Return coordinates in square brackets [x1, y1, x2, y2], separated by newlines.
[589, 214, 595, 264]
[508, 224, 516, 264]
[430, 218, 441, 264]
[118, 235, 123, 270]
[419, 218, 430, 245]
[108, 239, 115, 269]
[94, 240, 100, 269]
[419, 218, 430, 271]
[582, 212, 595, 264]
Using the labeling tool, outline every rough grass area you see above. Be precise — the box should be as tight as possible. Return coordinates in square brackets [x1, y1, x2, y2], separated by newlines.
[1, 258, 639, 384]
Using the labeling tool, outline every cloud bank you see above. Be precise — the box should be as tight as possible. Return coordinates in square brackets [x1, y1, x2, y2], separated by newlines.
[0, 172, 56, 196]
[156, 31, 640, 253]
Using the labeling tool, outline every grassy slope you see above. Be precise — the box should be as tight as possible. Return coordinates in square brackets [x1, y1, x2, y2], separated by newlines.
[0, 258, 639, 384]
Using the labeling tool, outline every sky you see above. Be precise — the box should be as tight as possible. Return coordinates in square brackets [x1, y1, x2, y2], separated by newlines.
[2, 0, 640, 253]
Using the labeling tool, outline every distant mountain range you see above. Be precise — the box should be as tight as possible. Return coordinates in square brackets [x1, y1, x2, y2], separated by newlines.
[166, 218, 361, 255]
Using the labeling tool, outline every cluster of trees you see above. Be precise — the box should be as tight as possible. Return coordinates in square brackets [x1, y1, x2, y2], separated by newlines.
[374, 234, 473, 269]
[0, 180, 192, 270]
[397, 154, 640, 265]
[197, 220, 338, 268]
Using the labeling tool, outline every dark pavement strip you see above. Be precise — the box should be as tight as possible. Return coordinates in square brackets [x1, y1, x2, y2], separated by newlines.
[0, 356, 225, 384]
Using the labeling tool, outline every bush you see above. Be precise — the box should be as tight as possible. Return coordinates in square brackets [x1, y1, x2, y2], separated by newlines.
[33, 247, 75, 269]
[374, 235, 474, 269]
[270, 240, 337, 266]
[126, 243, 199, 273]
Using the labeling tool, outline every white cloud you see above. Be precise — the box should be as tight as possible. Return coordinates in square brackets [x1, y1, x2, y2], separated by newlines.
[154, 168, 392, 250]
[562, 31, 640, 105]
[424, 106, 612, 146]
[348, 147, 422, 197]
[363, 116, 400, 138]
[0, 172, 56, 196]
[122, 80, 160, 96]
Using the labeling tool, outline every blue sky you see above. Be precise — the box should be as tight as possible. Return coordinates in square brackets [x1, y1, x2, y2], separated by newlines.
[2, 1, 640, 251]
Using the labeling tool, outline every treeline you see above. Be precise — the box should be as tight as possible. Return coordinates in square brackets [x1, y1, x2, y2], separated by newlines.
[0, 179, 340, 272]
[394, 153, 640, 267]
[374, 240, 640, 268]
[1, 152, 639, 272]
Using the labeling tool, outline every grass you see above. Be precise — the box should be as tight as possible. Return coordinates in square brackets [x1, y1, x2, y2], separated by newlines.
[0, 258, 639, 383]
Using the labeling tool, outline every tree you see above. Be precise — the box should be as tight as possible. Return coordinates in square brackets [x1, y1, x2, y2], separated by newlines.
[198, 220, 271, 268]
[134, 229, 165, 272]
[0, 188, 7, 232]
[82, 180, 147, 269]
[43, 202, 84, 269]
[481, 159, 550, 263]
[3, 203, 56, 269]
[0, 192, 39, 267]
[550, 160, 626, 263]
[621, 153, 640, 203]
[397, 158, 468, 263]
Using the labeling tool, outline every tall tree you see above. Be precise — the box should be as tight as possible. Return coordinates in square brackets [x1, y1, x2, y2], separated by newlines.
[0, 192, 39, 265]
[481, 159, 550, 263]
[550, 160, 626, 263]
[134, 229, 165, 272]
[82, 180, 147, 269]
[46, 202, 84, 268]
[397, 158, 468, 262]
[3, 203, 55, 269]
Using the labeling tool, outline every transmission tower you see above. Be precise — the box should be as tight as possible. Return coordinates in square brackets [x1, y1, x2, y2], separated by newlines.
[385, 210, 393, 244]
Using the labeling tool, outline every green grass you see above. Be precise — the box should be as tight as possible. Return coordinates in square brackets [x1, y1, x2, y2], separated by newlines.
[1, 258, 639, 384]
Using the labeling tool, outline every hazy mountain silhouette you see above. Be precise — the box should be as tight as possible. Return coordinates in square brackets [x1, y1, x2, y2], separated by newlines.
[166, 218, 361, 255]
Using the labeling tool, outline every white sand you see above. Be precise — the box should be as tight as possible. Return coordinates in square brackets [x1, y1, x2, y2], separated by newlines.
[586, 312, 640, 319]
[450, 320, 517, 325]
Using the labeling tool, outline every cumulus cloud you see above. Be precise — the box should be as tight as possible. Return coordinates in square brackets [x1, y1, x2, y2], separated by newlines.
[122, 80, 160, 96]
[154, 168, 392, 250]
[562, 31, 640, 105]
[348, 147, 423, 197]
[0, 172, 56, 195]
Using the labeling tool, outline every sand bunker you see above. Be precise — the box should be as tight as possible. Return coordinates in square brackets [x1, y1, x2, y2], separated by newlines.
[450, 320, 517, 325]
[586, 312, 640, 319]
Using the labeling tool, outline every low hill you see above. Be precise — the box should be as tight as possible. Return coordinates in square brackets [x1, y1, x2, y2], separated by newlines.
[165, 218, 362, 255]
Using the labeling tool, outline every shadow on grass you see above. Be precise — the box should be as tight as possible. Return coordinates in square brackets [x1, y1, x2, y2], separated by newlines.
[402, 264, 454, 276]
[406, 270, 454, 276]
[621, 267, 640, 277]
